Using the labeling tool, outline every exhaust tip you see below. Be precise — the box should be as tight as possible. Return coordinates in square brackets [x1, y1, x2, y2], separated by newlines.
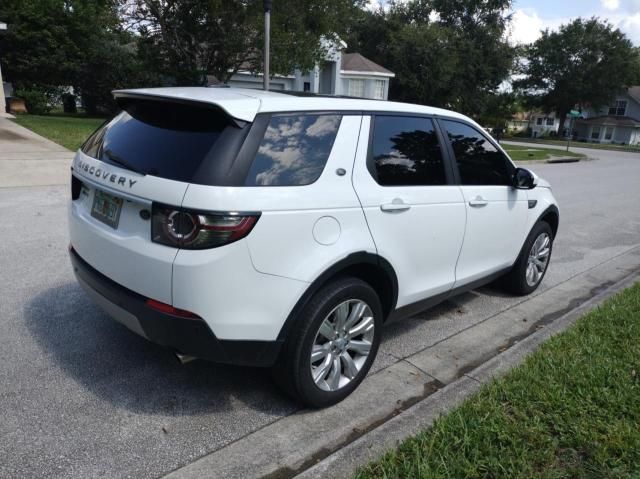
[175, 352, 196, 365]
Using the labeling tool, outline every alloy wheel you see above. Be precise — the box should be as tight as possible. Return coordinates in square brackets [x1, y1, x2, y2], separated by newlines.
[309, 299, 375, 392]
[526, 232, 551, 287]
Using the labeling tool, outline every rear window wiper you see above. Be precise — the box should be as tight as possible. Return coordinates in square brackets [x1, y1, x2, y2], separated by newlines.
[102, 148, 146, 176]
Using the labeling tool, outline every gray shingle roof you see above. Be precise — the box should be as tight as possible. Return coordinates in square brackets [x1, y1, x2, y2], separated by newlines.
[341, 53, 394, 76]
[576, 115, 640, 127]
[627, 86, 640, 105]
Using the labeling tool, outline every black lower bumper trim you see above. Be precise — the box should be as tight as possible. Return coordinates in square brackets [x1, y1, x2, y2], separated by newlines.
[69, 248, 282, 367]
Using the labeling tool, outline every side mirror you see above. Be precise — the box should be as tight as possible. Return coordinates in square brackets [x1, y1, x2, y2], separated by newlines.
[513, 168, 537, 189]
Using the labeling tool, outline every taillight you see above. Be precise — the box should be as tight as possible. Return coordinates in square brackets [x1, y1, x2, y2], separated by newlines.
[151, 203, 259, 249]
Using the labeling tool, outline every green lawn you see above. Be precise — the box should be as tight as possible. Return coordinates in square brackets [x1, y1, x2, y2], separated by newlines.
[504, 136, 640, 154]
[502, 144, 585, 161]
[355, 281, 640, 479]
[12, 114, 106, 151]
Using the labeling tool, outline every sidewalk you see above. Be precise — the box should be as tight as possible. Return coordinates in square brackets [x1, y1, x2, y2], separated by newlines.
[0, 117, 74, 188]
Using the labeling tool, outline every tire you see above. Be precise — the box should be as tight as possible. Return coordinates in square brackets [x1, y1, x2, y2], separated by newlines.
[504, 221, 554, 295]
[272, 277, 383, 408]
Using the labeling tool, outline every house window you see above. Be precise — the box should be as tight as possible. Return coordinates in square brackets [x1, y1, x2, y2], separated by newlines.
[604, 126, 614, 141]
[373, 80, 385, 100]
[536, 118, 543, 125]
[348, 79, 365, 98]
[608, 100, 627, 116]
[303, 82, 310, 92]
[546, 117, 554, 126]
[591, 126, 601, 140]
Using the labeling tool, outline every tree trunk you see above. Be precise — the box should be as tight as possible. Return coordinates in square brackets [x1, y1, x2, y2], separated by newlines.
[557, 110, 567, 138]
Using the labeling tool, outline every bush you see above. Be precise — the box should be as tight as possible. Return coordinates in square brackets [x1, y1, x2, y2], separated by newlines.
[512, 129, 530, 138]
[13, 86, 60, 115]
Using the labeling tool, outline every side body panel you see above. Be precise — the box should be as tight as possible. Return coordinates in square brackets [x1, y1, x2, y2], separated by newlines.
[174, 115, 376, 340]
[454, 185, 529, 286]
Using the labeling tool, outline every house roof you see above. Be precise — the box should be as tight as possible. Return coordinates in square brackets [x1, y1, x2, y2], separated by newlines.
[341, 53, 395, 78]
[576, 115, 640, 127]
[627, 86, 640, 104]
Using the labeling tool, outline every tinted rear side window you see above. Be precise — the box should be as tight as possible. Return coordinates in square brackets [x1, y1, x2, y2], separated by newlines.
[370, 116, 447, 186]
[81, 99, 247, 184]
[244, 114, 342, 186]
[441, 120, 513, 186]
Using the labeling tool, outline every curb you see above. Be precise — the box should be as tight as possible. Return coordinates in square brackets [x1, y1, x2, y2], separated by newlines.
[295, 270, 640, 479]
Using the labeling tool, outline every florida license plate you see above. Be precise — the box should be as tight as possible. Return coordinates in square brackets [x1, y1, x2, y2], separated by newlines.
[91, 189, 123, 229]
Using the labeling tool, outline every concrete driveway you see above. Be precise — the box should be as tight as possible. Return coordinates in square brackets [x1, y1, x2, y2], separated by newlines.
[0, 118, 74, 188]
[1, 126, 639, 478]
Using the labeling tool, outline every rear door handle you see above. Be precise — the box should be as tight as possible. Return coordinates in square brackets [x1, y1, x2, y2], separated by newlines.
[468, 196, 489, 207]
[380, 199, 411, 213]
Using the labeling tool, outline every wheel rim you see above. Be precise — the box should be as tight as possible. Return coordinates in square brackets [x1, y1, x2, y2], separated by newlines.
[310, 299, 375, 392]
[526, 232, 551, 287]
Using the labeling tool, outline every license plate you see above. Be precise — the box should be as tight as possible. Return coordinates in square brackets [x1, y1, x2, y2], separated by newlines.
[91, 189, 123, 229]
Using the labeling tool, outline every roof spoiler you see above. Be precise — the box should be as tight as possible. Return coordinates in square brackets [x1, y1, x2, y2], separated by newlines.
[113, 91, 249, 128]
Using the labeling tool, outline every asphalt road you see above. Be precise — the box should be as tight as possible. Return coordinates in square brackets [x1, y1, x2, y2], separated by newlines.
[1, 144, 639, 478]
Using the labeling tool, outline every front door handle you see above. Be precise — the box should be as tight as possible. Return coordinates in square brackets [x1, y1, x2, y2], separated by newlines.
[469, 196, 489, 207]
[380, 198, 411, 213]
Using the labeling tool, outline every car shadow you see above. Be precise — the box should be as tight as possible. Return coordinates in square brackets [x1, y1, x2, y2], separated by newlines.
[24, 282, 298, 416]
[380, 291, 479, 341]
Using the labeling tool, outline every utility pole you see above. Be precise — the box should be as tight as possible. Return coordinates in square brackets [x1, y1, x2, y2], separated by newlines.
[263, 0, 271, 91]
[0, 22, 7, 114]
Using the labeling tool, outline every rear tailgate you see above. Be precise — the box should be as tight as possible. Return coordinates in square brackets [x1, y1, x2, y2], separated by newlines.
[70, 152, 187, 303]
[69, 94, 255, 304]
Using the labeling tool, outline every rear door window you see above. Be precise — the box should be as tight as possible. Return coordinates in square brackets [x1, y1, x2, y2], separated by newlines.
[81, 99, 247, 184]
[244, 114, 342, 186]
[369, 115, 447, 186]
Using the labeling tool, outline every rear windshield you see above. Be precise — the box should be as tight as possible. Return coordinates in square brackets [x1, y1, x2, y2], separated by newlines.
[81, 99, 247, 184]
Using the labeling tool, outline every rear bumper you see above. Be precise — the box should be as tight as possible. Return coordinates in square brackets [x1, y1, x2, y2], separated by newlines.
[70, 247, 283, 367]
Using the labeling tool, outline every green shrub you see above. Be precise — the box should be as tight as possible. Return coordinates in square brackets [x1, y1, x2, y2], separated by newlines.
[13, 86, 60, 115]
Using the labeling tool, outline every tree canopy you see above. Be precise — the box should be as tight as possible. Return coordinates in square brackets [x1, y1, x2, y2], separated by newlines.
[345, 0, 515, 116]
[0, 0, 148, 113]
[2, 0, 639, 124]
[515, 18, 640, 134]
[124, 0, 363, 86]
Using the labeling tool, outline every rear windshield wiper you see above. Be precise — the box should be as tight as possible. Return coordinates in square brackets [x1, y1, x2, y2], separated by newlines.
[102, 148, 146, 176]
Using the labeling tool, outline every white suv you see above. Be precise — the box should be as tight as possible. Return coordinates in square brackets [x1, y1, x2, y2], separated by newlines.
[69, 87, 559, 407]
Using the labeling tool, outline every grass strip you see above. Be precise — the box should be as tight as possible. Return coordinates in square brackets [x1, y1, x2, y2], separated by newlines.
[503, 137, 640, 154]
[12, 114, 105, 151]
[356, 281, 640, 479]
[502, 144, 584, 161]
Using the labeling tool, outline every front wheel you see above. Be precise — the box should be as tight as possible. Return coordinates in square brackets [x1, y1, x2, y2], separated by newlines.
[273, 277, 382, 408]
[504, 221, 553, 295]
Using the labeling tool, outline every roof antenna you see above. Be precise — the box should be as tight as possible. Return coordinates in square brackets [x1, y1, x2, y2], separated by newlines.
[263, 0, 271, 91]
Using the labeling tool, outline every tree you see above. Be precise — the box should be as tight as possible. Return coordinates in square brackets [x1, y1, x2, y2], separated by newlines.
[0, 0, 149, 114]
[516, 18, 640, 135]
[344, 0, 515, 116]
[126, 0, 363, 86]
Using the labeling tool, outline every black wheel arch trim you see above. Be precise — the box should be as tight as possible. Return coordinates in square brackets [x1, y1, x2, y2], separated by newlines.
[276, 252, 398, 342]
[536, 204, 560, 238]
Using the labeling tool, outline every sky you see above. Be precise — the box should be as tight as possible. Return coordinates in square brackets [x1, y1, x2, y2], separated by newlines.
[366, 0, 640, 45]
[508, 0, 640, 45]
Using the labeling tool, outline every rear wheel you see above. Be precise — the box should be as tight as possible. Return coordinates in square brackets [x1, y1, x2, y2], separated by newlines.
[504, 221, 553, 295]
[273, 277, 382, 408]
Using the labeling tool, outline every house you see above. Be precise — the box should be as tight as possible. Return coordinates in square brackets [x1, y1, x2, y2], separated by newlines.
[573, 87, 640, 145]
[225, 40, 395, 100]
[506, 111, 562, 138]
[529, 112, 561, 138]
